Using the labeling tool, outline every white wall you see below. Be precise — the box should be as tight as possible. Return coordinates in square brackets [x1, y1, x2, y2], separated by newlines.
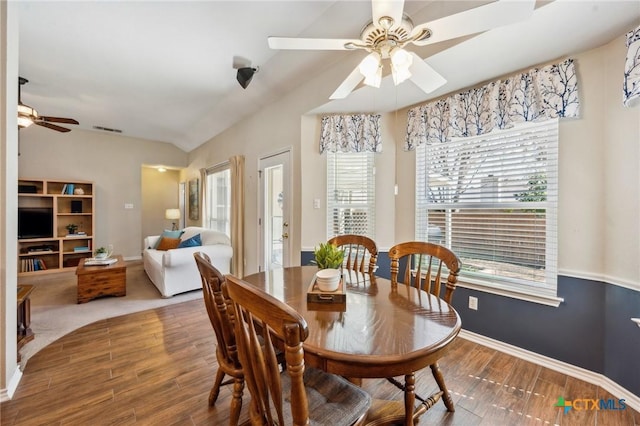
[0, 0, 20, 399]
[18, 127, 188, 259]
[559, 35, 639, 286]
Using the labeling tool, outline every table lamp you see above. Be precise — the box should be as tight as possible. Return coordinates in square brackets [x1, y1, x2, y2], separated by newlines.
[165, 208, 181, 231]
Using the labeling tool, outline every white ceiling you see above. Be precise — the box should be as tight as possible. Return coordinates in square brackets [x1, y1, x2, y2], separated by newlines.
[16, 1, 640, 152]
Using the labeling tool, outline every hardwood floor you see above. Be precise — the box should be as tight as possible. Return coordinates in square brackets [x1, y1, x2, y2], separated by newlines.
[2, 298, 638, 425]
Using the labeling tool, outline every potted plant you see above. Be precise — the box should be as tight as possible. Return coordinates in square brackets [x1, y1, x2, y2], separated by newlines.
[65, 223, 78, 235]
[95, 246, 110, 259]
[313, 242, 344, 292]
[313, 242, 344, 269]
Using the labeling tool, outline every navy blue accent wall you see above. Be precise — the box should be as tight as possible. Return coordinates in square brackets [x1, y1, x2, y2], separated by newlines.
[301, 250, 640, 396]
[604, 284, 640, 395]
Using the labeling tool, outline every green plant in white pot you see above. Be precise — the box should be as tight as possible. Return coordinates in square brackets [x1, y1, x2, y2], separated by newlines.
[314, 242, 344, 269]
[313, 242, 344, 292]
[94, 246, 113, 259]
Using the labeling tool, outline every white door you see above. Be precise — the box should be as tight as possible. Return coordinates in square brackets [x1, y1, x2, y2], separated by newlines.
[259, 150, 291, 271]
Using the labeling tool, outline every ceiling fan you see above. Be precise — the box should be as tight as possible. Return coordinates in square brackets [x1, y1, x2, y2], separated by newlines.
[18, 77, 79, 132]
[268, 0, 535, 99]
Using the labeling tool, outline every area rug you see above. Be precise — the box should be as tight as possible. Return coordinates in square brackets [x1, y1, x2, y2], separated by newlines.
[18, 260, 203, 368]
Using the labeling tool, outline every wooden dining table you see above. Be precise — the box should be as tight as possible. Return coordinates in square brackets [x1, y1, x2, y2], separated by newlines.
[241, 265, 462, 425]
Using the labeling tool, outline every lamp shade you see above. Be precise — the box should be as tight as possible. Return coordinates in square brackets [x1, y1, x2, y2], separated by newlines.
[17, 104, 36, 128]
[165, 209, 181, 220]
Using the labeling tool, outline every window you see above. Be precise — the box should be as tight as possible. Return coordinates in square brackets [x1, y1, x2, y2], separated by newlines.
[416, 120, 560, 304]
[327, 152, 375, 239]
[205, 165, 231, 237]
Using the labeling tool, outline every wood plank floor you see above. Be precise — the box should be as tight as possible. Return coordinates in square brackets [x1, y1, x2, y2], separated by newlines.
[2, 298, 638, 425]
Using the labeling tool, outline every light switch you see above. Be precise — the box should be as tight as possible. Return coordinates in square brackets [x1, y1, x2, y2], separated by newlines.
[313, 199, 321, 209]
[124, 203, 134, 209]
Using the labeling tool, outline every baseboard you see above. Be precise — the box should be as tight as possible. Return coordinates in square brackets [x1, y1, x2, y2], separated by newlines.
[0, 367, 23, 402]
[459, 329, 640, 412]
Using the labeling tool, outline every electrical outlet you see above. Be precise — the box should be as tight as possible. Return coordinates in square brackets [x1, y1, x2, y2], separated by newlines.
[468, 296, 478, 310]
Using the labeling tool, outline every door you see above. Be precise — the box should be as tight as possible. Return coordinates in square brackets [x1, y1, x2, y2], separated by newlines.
[259, 150, 291, 271]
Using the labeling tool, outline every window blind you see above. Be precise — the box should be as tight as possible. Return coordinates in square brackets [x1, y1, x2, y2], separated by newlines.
[416, 120, 558, 294]
[327, 152, 375, 239]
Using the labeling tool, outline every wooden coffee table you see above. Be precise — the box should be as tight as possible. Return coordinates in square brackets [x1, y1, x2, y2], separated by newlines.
[76, 255, 127, 303]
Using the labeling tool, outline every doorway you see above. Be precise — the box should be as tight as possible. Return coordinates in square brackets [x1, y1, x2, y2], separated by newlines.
[259, 150, 291, 271]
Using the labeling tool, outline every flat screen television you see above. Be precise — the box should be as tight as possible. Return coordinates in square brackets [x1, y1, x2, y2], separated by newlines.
[18, 207, 54, 239]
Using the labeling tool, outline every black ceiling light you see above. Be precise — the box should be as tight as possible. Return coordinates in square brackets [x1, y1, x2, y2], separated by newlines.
[236, 67, 258, 89]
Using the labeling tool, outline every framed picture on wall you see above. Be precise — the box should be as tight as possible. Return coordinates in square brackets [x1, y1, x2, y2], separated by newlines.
[189, 178, 199, 221]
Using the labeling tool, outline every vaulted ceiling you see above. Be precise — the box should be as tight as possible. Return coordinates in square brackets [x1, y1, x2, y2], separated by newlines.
[17, 1, 640, 152]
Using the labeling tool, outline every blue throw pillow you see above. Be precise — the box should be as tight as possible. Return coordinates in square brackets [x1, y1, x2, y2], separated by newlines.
[178, 233, 202, 248]
[153, 229, 185, 249]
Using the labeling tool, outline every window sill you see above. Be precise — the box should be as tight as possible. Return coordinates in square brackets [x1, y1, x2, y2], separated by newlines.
[456, 278, 564, 307]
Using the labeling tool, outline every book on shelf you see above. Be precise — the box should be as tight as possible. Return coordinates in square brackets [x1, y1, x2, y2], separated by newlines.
[74, 246, 90, 252]
[37, 258, 47, 270]
[83, 257, 117, 266]
[20, 258, 47, 272]
[61, 184, 67, 194]
[66, 183, 75, 195]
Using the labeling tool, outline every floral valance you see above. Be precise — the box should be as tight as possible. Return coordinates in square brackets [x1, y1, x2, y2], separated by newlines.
[320, 114, 382, 153]
[405, 58, 580, 150]
[623, 25, 640, 107]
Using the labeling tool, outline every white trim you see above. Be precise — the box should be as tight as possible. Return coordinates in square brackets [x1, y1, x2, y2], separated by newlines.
[459, 329, 640, 412]
[457, 279, 564, 307]
[559, 268, 640, 293]
[0, 367, 23, 402]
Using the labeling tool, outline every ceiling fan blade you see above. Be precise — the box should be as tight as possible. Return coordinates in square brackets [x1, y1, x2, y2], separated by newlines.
[40, 116, 79, 125]
[330, 66, 365, 100]
[268, 37, 360, 51]
[408, 52, 447, 94]
[371, 0, 405, 29]
[411, 0, 535, 46]
[35, 121, 71, 133]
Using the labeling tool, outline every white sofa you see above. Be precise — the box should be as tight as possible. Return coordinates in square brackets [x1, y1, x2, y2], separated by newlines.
[143, 226, 233, 297]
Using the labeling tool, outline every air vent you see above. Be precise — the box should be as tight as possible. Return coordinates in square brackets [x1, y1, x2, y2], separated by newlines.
[93, 125, 123, 133]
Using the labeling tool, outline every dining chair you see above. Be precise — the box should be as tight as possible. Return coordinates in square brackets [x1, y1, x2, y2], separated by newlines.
[328, 234, 378, 274]
[387, 241, 462, 413]
[224, 274, 373, 426]
[193, 252, 244, 424]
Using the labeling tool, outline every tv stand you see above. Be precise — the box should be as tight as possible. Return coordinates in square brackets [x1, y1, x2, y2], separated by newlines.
[18, 178, 95, 276]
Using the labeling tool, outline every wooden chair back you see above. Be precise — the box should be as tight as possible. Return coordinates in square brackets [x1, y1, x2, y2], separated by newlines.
[224, 274, 310, 425]
[328, 234, 378, 274]
[388, 241, 461, 304]
[194, 252, 246, 423]
[194, 252, 240, 369]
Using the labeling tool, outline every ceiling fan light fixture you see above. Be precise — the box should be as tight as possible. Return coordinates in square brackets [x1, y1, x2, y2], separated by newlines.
[364, 65, 382, 88]
[391, 64, 412, 86]
[390, 47, 413, 85]
[17, 104, 37, 128]
[358, 52, 382, 86]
